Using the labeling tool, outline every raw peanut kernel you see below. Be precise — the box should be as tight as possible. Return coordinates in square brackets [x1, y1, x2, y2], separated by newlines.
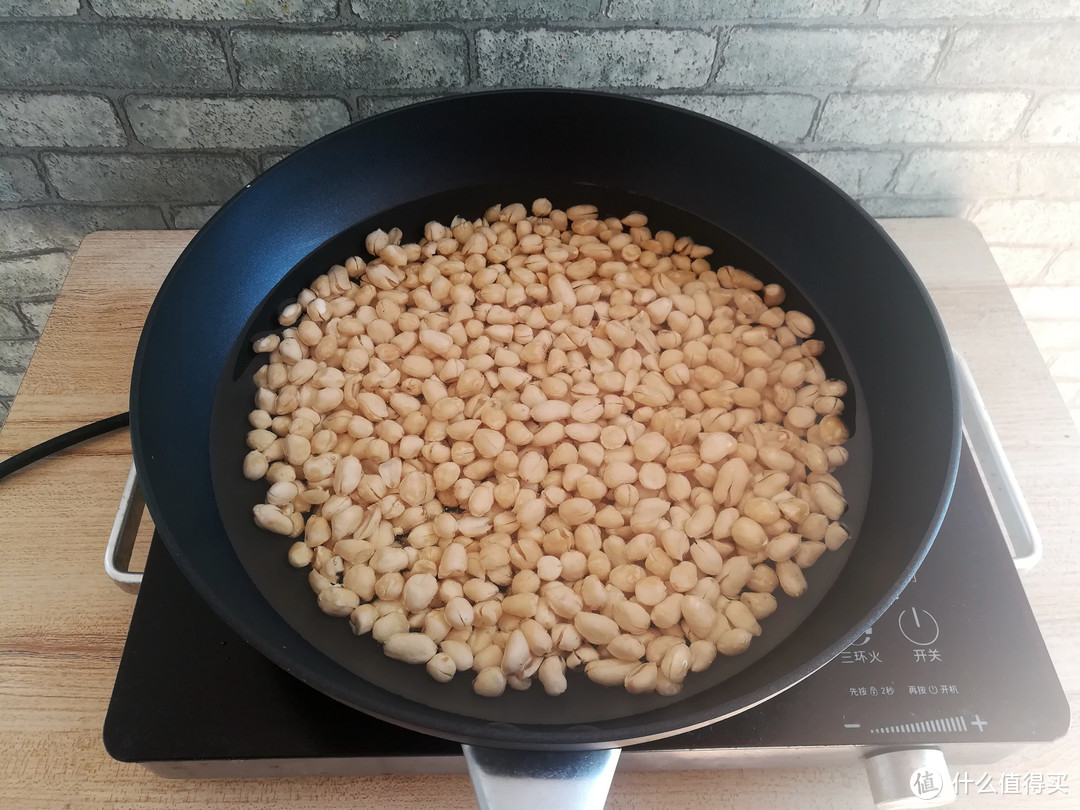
[247, 200, 852, 698]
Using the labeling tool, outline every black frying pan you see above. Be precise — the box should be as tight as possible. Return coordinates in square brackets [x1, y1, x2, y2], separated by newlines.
[131, 91, 959, 755]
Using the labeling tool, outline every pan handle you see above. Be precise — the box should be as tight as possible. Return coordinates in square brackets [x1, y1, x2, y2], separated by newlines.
[462, 745, 620, 810]
[105, 461, 144, 593]
[954, 352, 1043, 572]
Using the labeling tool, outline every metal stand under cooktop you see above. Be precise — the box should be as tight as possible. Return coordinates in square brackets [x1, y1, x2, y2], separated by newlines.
[103, 432, 1068, 789]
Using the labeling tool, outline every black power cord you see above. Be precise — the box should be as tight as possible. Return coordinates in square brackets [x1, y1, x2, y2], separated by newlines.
[0, 412, 130, 483]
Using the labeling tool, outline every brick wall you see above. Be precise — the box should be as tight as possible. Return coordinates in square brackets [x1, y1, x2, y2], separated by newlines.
[0, 0, 1078, 424]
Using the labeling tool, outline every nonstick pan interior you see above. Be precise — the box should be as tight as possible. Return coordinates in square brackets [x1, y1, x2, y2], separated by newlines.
[133, 90, 959, 748]
[210, 185, 872, 726]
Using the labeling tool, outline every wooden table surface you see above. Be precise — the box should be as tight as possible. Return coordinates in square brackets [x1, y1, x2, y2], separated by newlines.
[1, 222, 1076, 809]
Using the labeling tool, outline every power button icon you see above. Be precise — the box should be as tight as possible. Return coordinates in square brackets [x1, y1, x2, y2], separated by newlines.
[898, 608, 940, 646]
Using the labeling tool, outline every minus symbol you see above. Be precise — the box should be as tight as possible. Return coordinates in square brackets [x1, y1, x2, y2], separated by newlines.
[844, 723, 861, 728]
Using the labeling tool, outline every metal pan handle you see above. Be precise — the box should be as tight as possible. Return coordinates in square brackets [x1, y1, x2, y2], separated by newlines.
[954, 353, 1043, 572]
[105, 461, 144, 592]
[463, 745, 620, 810]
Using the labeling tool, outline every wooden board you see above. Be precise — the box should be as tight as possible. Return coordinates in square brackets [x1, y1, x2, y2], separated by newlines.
[1, 224, 1077, 808]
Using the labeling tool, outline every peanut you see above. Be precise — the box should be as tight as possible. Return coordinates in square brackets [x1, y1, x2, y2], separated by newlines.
[383, 632, 438, 664]
[585, 658, 638, 686]
[538, 655, 568, 696]
[473, 666, 507, 697]
[426, 652, 456, 683]
[247, 201, 853, 698]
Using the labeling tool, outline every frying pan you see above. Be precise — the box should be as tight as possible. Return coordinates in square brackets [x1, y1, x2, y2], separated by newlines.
[130, 90, 960, 804]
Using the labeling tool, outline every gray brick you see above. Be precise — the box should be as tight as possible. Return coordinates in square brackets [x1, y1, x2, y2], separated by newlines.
[972, 200, 1080, 244]
[259, 153, 292, 171]
[988, 245, 1056, 286]
[0, 93, 124, 147]
[0, 396, 9, 425]
[173, 205, 220, 229]
[356, 94, 444, 118]
[0, 0, 78, 15]
[1024, 93, 1080, 144]
[1018, 151, 1080, 197]
[716, 27, 944, 88]
[0, 23, 230, 89]
[877, 0, 1080, 17]
[894, 148, 1020, 196]
[1010, 286, 1080, 325]
[127, 97, 349, 150]
[0, 252, 69, 299]
[1017, 315, 1073, 361]
[352, 0, 599, 19]
[92, 0, 336, 21]
[651, 93, 818, 143]
[44, 154, 254, 203]
[1050, 349, 1080, 381]
[476, 28, 716, 89]
[789, 149, 901, 195]
[938, 25, 1080, 86]
[856, 197, 970, 217]
[0, 303, 25, 339]
[0, 338, 34, 371]
[17, 300, 52, 334]
[609, 0, 866, 18]
[817, 92, 1030, 144]
[0, 156, 45, 202]
[0, 205, 166, 255]
[1044, 248, 1080, 285]
[234, 30, 467, 92]
[0, 371, 22, 398]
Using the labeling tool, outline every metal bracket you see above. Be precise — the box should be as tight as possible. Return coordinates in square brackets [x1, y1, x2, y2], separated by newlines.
[105, 461, 144, 592]
[462, 745, 620, 810]
[955, 353, 1043, 572]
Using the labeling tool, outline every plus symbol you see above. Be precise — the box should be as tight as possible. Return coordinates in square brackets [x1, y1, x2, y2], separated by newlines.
[971, 715, 988, 732]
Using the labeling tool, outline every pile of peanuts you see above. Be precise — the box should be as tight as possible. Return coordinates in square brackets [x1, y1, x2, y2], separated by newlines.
[243, 199, 851, 698]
